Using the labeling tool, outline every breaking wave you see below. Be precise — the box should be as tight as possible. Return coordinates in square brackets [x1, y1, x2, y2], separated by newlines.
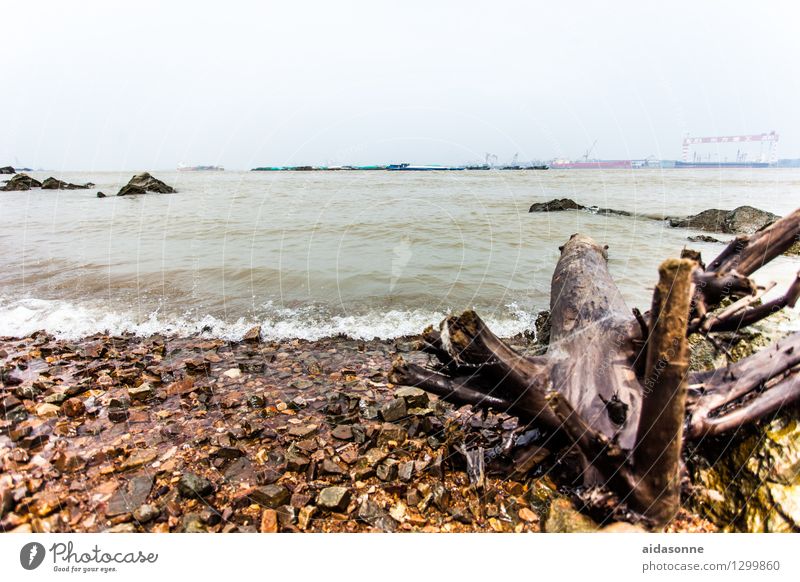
[0, 296, 537, 341]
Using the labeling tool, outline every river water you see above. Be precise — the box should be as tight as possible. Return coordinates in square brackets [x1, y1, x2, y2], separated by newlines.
[1, 169, 798, 340]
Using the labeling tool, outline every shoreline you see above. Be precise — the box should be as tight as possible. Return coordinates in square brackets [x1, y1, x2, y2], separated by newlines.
[0, 330, 714, 533]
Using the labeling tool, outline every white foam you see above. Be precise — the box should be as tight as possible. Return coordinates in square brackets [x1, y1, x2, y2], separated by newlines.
[0, 296, 533, 341]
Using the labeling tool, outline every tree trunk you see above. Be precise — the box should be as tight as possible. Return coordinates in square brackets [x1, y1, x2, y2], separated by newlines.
[390, 209, 800, 528]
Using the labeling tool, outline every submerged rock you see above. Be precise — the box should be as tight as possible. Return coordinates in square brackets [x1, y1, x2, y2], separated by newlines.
[669, 206, 779, 235]
[688, 234, 724, 243]
[117, 172, 176, 196]
[1, 173, 42, 191]
[529, 198, 585, 212]
[41, 177, 92, 190]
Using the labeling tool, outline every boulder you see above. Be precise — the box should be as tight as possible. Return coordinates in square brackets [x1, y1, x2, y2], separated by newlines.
[0, 166, 14, 174]
[117, 172, 176, 196]
[529, 198, 585, 212]
[1, 173, 41, 191]
[668, 206, 779, 235]
[41, 177, 92, 190]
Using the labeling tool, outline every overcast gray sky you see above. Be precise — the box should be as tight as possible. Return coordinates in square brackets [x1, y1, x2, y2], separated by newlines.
[2, 0, 798, 170]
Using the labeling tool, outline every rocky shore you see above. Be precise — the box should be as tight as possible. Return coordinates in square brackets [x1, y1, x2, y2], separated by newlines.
[0, 330, 715, 533]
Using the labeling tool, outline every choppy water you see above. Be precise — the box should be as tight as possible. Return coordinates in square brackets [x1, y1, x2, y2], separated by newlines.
[1, 169, 798, 340]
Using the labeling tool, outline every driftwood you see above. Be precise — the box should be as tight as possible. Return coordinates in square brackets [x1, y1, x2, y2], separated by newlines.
[390, 208, 800, 527]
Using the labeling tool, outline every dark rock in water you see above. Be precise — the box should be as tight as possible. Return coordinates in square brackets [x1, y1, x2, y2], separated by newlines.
[178, 473, 214, 498]
[669, 206, 779, 235]
[41, 177, 91, 190]
[688, 234, 724, 243]
[117, 172, 176, 196]
[0, 166, 15, 174]
[317, 486, 351, 513]
[96, 192, 106, 198]
[1, 173, 42, 191]
[529, 198, 585, 212]
[106, 475, 154, 516]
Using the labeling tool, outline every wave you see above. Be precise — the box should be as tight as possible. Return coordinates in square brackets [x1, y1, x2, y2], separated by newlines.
[0, 296, 537, 342]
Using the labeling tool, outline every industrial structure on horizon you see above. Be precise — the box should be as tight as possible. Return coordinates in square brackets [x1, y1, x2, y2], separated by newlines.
[250, 131, 791, 171]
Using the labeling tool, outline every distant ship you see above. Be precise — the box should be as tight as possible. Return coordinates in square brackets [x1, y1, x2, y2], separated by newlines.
[177, 164, 224, 171]
[673, 161, 770, 169]
[549, 159, 632, 169]
[387, 163, 464, 171]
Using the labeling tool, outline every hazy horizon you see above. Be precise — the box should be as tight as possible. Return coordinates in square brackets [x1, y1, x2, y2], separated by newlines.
[2, 1, 799, 170]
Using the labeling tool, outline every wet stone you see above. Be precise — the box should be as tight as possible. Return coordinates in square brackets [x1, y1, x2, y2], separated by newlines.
[44, 390, 69, 405]
[379, 398, 407, 423]
[181, 513, 206, 533]
[398, 461, 415, 482]
[250, 484, 290, 509]
[276, 505, 297, 527]
[106, 475, 154, 517]
[260, 509, 278, 532]
[288, 424, 318, 438]
[242, 326, 262, 343]
[61, 397, 86, 418]
[178, 473, 214, 499]
[128, 383, 154, 402]
[317, 487, 351, 513]
[377, 423, 407, 447]
[286, 451, 310, 472]
[331, 425, 354, 440]
[394, 386, 429, 409]
[357, 499, 397, 532]
[298, 505, 317, 530]
[376, 459, 399, 481]
[133, 504, 160, 524]
[321, 458, 345, 476]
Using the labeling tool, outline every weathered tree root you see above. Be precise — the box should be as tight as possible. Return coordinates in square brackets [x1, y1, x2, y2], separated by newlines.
[389, 209, 800, 528]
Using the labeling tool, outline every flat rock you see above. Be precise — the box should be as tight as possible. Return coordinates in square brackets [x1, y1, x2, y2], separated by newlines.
[669, 206, 779, 235]
[106, 475, 154, 517]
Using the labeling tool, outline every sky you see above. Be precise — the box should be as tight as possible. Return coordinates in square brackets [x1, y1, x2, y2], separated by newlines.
[1, 0, 799, 170]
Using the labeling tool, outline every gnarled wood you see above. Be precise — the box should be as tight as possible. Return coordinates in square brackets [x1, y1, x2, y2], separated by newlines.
[389, 207, 800, 528]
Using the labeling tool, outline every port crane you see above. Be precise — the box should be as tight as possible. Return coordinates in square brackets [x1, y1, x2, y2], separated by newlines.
[681, 131, 779, 164]
[583, 140, 598, 162]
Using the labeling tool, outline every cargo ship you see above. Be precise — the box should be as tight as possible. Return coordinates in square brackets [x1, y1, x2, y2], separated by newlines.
[674, 161, 770, 169]
[387, 163, 464, 171]
[549, 159, 633, 169]
[177, 164, 224, 171]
